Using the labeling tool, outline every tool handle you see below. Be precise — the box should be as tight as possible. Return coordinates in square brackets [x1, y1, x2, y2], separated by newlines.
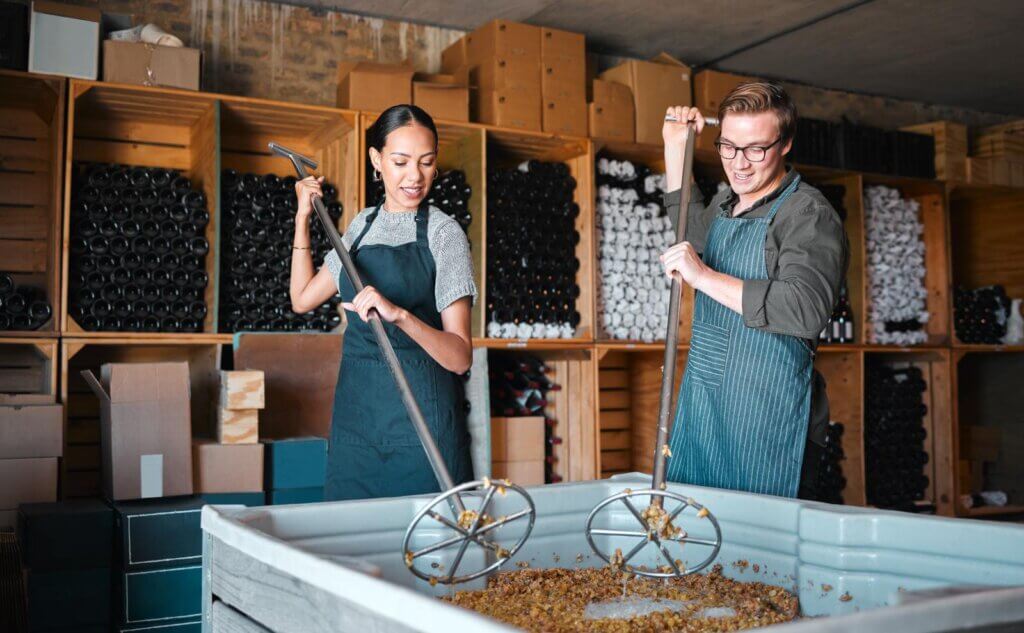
[650, 119, 706, 498]
[271, 143, 461, 506]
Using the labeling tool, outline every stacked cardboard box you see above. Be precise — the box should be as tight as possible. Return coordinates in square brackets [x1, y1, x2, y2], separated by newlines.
[336, 60, 414, 112]
[900, 121, 968, 182]
[589, 79, 635, 142]
[968, 120, 1024, 187]
[599, 53, 692, 145]
[540, 27, 587, 137]
[693, 69, 759, 151]
[490, 417, 545, 486]
[113, 497, 204, 631]
[103, 40, 202, 91]
[193, 370, 266, 499]
[413, 72, 469, 122]
[18, 500, 114, 632]
[0, 404, 62, 528]
[263, 437, 328, 504]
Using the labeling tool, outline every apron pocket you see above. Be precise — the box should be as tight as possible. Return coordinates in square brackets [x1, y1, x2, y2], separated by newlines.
[688, 321, 730, 388]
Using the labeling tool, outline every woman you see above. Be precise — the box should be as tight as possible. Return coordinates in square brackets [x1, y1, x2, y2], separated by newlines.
[289, 105, 476, 501]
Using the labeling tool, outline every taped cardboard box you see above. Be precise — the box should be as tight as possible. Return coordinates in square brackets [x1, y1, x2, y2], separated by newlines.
[336, 60, 413, 112]
[465, 20, 540, 65]
[28, 0, 100, 79]
[694, 69, 758, 115]
[413, 72, 469, 122]
[192, 440, 263, 493]
[599, 53, 691, 144]
[0, 456, 57, 511]
[589, 79, 635, 142]
[491, 417, 545, 462]
[103, 40, 201, 91]
[82, 362, 193, 501]
[0, 403, 62, 458]
[492, 460, 545, 486]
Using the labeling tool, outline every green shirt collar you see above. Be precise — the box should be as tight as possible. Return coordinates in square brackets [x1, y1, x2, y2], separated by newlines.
[718, 166, 799, 217]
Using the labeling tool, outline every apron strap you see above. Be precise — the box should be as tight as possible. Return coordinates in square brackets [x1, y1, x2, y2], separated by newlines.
[350, 203, 382, 252]
[414, 203, 430, 245]
[765, 174, 802, 223]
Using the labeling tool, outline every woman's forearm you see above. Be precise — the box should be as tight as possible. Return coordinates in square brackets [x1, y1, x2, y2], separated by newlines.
[664, 141, 686, 192]
[394, 310, 472, 374]
[289, 219, 315, 308]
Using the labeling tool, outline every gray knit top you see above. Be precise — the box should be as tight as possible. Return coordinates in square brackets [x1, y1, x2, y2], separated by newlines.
[323, 205, 477, 312]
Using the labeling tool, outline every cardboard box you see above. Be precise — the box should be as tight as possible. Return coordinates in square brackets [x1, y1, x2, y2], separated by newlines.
[219, 370, 265, 410]
[543, 81, 587, 137]
[0, 456, 57, 509]
[18, 499, 114, 570]
[694, 69, 758, 115]
[121, 565, 202, 625]
[465, 20, 540, 65]
[463, 56, 539, 92]
[473, 87, 542, 131]
[199, 491, 264, 507]
[492, 460, 545, 486]
[263, 437, 327, 490]
[28, 0, 100, 79]
[413, 72, 469, 122]
[336, 60, 413, 112]
[266, 486, 324, 505]
[216, 407, 259, 444]
[599, 53, 692, 144]
[589, 79, 635, 142]
[82, 362, 193, 501]
[542, 60, 586, 98]
[491, 417, 545, 462]
[900, 120, 968, 181]
[440, 37, 467, 74]
[0, 404, 62, 458]
[26, 567, 112, 630]
[541, 27, 585, 63]
[192, 440, 263, 493]
[102, 40, 201, 91]
[114, 497, 204, 572]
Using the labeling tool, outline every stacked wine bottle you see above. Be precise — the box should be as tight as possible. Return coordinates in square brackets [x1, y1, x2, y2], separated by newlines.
[595, 156, 672, 342]
[488, 352, 563, 483]
[367, 168, 473, 234]
[864, 185, 929, 345]
[486, 160, 581, 340]
[219, 169, 342, 333]
[813, 422, 846, 504]
[67, 163, 210, 332]
[954, 285, 1012, 344]
[865, 362, 931, 510]
[0, 273, 51, 331]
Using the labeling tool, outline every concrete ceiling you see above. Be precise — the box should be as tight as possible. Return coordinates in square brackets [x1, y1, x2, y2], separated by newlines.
[283, 0, 1024, 116]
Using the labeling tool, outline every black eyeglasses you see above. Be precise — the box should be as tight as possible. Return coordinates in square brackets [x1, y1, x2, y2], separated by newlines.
[714, 137, 782, 162]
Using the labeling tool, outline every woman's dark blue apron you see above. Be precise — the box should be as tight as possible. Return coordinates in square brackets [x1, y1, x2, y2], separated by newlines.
[325, 204, 474, 501]
[667, 176, 812, 497]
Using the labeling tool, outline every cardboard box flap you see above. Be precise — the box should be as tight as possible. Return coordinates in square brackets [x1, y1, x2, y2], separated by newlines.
[337, 59, 413, 81]
[80, 370, 108, 402]
[650, 52, 688, 68]
[100, 362, 191, 403]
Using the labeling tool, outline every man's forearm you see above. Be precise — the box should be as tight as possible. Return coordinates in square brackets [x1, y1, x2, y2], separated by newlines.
[692, 269, 744, 315]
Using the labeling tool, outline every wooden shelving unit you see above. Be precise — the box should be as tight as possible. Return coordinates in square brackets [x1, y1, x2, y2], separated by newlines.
[2, 76, 1015, 515]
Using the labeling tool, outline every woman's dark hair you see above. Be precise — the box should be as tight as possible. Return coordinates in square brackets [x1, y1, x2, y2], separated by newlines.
[366, 104, 438, 152]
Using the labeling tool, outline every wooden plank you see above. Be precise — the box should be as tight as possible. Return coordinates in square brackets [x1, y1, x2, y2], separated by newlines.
[599, 369, 628, 389]
[961, 425, 1001, 461]
[600, 429, 631, 450]
[928, 351, 954, 516]
[599, 409, 629, 431]
[0, 367, 43, 393]
[815, 351, 866, 506]
[73, 138, 192, 170]
[220, 370, 265, 410]
[915, 360, 937, 504]
[0, 172, 49, 206]
[212, 601, 274, 633]
[66, 392, 100, 418]
[0, 137, 51, 168]
[191, 102, 219, 334]
[63, 443, 100, 471]
[217, 408, 260, 444]
[599, 389, 629, 410]
[949, 189, 1024, 303]
[918, 193, 950, 345]
[0, 107, 49, 138]
[546, 359, 569, 482]
[66, 418, 100, 444]
[0, 206, 49, 240]
[61, 469, 100, 498]
[209, 536, 419, 633]
[601, 449, 631, 471]
[73, 117, 191, 147]
[573, 352, 597, 480]
[0, 239, 47, 272]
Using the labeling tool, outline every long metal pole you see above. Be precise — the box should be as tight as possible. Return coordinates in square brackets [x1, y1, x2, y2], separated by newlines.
[269, 142, 462, 509]
[649, 117, 718, 502]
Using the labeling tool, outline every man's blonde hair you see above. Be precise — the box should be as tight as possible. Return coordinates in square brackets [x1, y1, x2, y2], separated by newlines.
[718, 81, 797, 143]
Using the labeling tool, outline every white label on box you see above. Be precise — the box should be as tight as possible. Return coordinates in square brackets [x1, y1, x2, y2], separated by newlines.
[140, 454, 163, 498]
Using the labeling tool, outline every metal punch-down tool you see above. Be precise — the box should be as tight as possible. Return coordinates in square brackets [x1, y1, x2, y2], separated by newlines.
[584, 116, 723, 578]
[270, 142, 536, 585]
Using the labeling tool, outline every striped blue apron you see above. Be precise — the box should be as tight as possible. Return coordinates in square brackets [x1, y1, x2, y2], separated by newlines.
[667, 175, 811, 498]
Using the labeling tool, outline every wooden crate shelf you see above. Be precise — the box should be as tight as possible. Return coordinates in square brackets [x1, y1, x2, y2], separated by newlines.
[0, 70, 65, 335]
[485, 348, 596, 483]
[0, 337, 58, 402]
[59, 337, 224, 499]
[62, 81, 220, 337]
[952, 350, 1024, 517]
[814, 349, 865, 506]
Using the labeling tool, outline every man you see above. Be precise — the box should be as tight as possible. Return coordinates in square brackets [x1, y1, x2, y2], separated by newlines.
[660, 82, 848, 499]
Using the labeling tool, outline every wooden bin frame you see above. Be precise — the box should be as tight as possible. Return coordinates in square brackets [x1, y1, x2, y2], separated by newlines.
[59, 337, 224, 499]
[61, 80, 221, 337]
[0, 336, 59, 402]
[0, 70, 66, 336]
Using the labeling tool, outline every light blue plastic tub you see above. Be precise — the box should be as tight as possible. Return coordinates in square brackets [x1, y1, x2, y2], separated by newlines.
[201, 473, 1024, 632]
